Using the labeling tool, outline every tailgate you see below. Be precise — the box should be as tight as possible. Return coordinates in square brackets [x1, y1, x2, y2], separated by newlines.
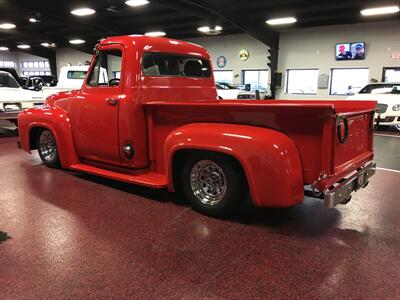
[318, 101, 375, 191]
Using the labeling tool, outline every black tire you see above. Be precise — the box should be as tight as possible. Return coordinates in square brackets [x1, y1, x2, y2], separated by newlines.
[36, 129, 60, 168]
[181, 152, 248, 218]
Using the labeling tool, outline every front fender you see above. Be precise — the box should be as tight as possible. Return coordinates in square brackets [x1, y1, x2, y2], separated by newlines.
[165, 123, 304, 207]
[18, 106, 79, 168]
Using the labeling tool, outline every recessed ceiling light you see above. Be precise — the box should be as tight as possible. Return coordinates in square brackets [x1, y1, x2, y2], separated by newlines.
[71, 8, 96, 16]
[0, 23, 16, 29]
[69, 39, 86, 44]
[41, 42, 56, 48]
[17, 44, 30, 49]
[145, 31, 166, 37]
[197, 26, 223, 35]
[266, 17, 297, 25]
[0, 46, 9, 51]
[29, 18, 39, 23]
[125, 0, 149, 7]
[361, 6, 400, 16]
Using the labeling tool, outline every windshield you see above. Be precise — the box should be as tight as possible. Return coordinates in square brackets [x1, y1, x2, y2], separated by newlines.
[0, 72, 20, 88]
[359, 84, 400, 94]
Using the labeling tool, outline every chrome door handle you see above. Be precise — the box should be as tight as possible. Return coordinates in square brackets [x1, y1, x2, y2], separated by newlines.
[106, 98, 118, 106]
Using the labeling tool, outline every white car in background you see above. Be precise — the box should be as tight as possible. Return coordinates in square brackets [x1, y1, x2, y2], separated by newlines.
[41, 65, 110, 97]
[347, 83, 400, 130]
[216, 82, 266, 100]
[0, 71, 46, 125]
[42, 65, 89, 95]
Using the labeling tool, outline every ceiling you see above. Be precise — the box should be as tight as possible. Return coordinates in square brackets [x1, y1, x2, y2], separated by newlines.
[0, 0, 399, 52]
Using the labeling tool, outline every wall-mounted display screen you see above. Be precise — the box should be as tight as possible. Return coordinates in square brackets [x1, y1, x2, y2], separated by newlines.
[335, 42, 365, 60]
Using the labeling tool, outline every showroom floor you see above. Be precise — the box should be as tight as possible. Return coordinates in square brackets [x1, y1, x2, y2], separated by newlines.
[1, 121, 400, 299]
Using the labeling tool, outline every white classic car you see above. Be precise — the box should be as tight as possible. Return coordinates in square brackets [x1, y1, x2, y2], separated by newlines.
[41, 65, 89, 96]
[216, 82, 267, 100]
[0, 71, 46, 124]
[347, 83, 400, 130]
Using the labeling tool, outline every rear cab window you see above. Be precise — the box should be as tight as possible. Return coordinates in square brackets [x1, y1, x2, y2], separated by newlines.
[142, 52, 211, 78]
[67, 71, 88, 79]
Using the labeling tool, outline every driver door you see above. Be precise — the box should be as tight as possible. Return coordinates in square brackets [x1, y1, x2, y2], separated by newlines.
[70, 44, 124, 165]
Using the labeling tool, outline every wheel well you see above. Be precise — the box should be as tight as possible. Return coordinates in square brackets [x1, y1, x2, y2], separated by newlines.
[29, 127, 46, 150]
[171, 149, 248, 191]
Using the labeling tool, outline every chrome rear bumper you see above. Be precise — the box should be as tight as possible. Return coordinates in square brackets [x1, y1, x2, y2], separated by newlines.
[324, 161, 376, 208]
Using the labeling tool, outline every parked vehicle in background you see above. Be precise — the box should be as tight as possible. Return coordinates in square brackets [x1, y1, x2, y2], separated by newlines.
[42, 65, 89, 95]
[0, 67, 25, 86]
[23, 75, 57, 90]
[216, 82, 266, 99]
[347, 83, 400, 131]
[18, 35, 376, 218]
[0, 71, 46, 125]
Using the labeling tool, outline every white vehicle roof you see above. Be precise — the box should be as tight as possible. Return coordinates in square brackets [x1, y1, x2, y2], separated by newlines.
[59, 65, 90, 72]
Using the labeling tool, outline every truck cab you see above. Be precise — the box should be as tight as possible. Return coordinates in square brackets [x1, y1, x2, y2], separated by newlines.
[18, 35, 376, 217]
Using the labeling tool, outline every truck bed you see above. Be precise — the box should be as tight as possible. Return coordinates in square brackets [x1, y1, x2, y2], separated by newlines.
[144, 100, 376, 190]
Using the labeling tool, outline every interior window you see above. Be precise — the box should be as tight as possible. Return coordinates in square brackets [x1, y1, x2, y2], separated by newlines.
[87, 49, 122, 87]
[286, 69, 319, 94]
[214, 70, 234, 84]
[330, 68, 369, 95]
[382, 67, 400, 82]
[242, 70, 269, 91]
[142, 52, 211, 78]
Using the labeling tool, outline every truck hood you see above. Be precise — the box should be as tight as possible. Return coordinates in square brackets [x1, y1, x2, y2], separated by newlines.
[0, 87, 46, 102]
[45, 89, 80, 107]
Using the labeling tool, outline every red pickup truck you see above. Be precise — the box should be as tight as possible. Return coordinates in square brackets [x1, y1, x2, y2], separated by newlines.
[18, 35, 376, 217]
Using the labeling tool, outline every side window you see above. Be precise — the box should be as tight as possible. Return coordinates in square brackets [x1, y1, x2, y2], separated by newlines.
[142, 52, 211, 78]
[87, 49, 122, 87]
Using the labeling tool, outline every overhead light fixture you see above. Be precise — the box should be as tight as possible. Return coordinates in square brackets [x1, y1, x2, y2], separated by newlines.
[266, 17, 297, 25]
[41, 42, 56, 48]
[71, 8, 96, 16]
[197, 26, 222, 35]
[0, 23, 16, 29]
[125, 0, 149, 7]
[69, 39, 86, 44]
[361, 6, 400, 16]
[0, 46, 9, 51]
[29, 18, 40, 23]
[17, 44, 30, 49]
[145, 31, 166, 37]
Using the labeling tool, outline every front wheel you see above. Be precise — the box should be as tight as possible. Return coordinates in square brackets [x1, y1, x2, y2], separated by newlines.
[181, 152, 248, 218]
[36, 129, 60, 168]
[393, 124, 400, 132]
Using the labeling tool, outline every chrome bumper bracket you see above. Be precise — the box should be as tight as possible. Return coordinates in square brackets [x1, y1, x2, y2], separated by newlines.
[324, 161, 376, 208]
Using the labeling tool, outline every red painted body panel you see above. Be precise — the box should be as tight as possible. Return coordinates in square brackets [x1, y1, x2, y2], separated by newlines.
[164, 123, 304, 207]
[17, 35, 376, 208]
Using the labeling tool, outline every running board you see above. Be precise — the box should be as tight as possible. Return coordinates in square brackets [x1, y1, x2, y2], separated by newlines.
[70, 163, 167, 189]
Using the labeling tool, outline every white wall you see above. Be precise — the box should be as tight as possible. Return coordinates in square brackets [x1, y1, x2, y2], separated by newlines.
[186, 34, 270, 85]
[56, 48, 92, 76]
[277, 20, 400, 99]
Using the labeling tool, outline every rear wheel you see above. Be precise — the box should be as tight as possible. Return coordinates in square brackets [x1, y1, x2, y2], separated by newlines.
[36, 129, 60, 168]
[181, 152, 248, 218]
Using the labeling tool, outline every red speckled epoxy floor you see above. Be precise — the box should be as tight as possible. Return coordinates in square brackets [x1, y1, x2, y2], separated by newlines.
[1, 124, 400, 299]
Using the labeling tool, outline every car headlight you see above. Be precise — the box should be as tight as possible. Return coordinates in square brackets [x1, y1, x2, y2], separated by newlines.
[393, 104, 400, 111]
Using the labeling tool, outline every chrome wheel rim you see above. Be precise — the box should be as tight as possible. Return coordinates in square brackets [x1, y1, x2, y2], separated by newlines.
[394, 124, 400, 131]
[190, 160, 227, 206]
[39, 130, 57, 162]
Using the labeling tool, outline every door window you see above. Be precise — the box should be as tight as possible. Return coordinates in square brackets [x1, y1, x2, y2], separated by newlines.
[87, 49, 122, 87]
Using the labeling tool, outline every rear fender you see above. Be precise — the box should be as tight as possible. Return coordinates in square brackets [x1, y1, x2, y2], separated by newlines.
[165, 123, 304, 207]
[18, 106, 79, 168]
